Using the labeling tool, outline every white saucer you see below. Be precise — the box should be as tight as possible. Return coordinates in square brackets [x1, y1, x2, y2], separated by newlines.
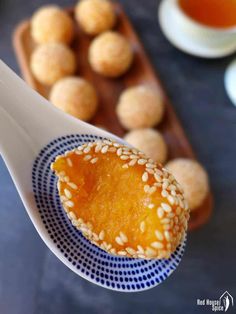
[158, 0, 236, 58]
[225, 60, 236, 106]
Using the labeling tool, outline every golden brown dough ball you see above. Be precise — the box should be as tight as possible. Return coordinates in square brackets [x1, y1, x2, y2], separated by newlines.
[31, 5, 74, 44]
[75, 0, 116, 35]
[49, 76, 98, 121]
[116, 85, 164, 130]
[124, 128, 167, 164]
[30, 43, 76, 85]
[89, 31, 133, 77]
[165, 158, 209, 211]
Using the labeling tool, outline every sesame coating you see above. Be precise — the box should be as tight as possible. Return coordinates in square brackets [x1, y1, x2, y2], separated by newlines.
[51, 139, 189, 259]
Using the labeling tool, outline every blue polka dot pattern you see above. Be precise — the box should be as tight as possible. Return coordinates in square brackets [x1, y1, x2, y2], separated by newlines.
[32, 134, 186, 292]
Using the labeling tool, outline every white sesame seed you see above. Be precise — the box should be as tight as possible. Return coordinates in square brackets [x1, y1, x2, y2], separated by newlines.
[155, 169, 163, 176]
[151, 241, 164, 249]
[101, 145, 109, 154]
[68, 211, 76, 220]
[110, 248, 116, 255]
[122, 151, 131, 155]
[83, 147, 91, 154]
[90, 157, 98, 164]
[164, 231, 171, 241]
[106, 244, 112, 250]
[171, 190, 176, 196]
[65, 200, 74, 208]
[67, 182, 78, 190]
[155, 230, 164, 241]
[161, 218, 170, 224]
[146, 163, 155, 169]
[99, 230, 105, 240]
[104, 140, 112, 145]
[169, 184, 177, 191]
[115, 236, 124, 246]
[132, 149, 139, 154]
[137, 253, 145, 259]
[84, 155, 92, 161]
[140, 221, 146, 233]
[161, 190, 168, 197]
[108, 147, 116, 152]
[162, 181, 169, 190]
[113, 143, 120, 147]
[130, 154, 138, 159]
[120, 155, 129, 160]
[137, 245, 144, 253]
[138, 159, 147, 165]
[144, 185, 150, 193]
[66, 158, 73, 167]
[148, 186, 156, 195]
[126, 247, 136, 255]
[64, 188, 72, 199]
[157, 206, 164, 219]
[148, 203, 155, 209]
[95, 143, 102, 153]
[146, 247, 156, 257]
[119, 232, 128, 243]
[117, 148, 123, 156]
[75, 150, 83, 155]
[118, 251, 127, 256]
[64, 176, 70, 182]
[77, 146, 84, 151]
[161, 203, 172, 212]
[122, 164, 129, 169]
[167, 195, 175, 205]
[92, 233, 99, 241]
[129, 159, 137, 166]
[146, 168, 155, 174]
[142, 172, 148, 182]
[60, 195, 68, 202]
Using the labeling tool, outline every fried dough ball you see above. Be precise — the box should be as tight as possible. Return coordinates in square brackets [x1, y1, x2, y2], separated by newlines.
[30, 43, 76, 85]
[89, 31, 133, 77]
[166, 158, 209, 211]
[51, 140, 189, 259]
[124, 128, 167, 164]
[31, 5, 74, 44]
[116, 86, 164, 130]
[49, 77, 98, 121]
[75, 0, 116, 35]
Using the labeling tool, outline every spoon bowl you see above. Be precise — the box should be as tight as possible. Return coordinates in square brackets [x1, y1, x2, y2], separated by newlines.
[0, 60, 186, 292]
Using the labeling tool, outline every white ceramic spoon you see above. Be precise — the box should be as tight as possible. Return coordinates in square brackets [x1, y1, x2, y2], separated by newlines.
[0, 60, 186, 292]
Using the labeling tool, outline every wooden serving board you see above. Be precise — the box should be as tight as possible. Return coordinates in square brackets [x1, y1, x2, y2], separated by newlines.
[12, 4, 213, 230]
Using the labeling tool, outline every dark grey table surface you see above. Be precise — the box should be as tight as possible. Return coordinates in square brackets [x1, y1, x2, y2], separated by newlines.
[0, 0, 236, 313]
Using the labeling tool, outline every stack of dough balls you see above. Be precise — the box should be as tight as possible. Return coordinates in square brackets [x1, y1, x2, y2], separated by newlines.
[31, 5, 74, 44]
[124, 128, 167, 164]
[117, 85, 164, 129]
[89, 31, 133, 77]
[30, 43, 76, 85]
[75, 0, 116, 35]
[166, 158, 209, 211]
[49, 77, 98, 121]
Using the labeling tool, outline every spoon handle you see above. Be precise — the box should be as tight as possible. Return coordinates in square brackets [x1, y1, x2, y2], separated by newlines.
[0, 60, 123, 161]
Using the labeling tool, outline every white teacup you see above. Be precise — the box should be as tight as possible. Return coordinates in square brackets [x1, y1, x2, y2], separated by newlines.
[170, 0, 236, 48]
